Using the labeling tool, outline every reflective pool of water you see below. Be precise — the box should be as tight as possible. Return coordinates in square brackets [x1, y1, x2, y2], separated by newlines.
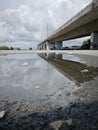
[0, 54, 81, 107]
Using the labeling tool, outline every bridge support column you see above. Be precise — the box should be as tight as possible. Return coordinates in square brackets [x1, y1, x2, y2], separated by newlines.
[43, 43, 47, 50]
[46, 42, 55, 50]
[90, 32, 98, 50]
[55, 41, 62, 50]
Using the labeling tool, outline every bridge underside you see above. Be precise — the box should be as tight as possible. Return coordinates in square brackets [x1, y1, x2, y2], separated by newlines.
[48, 19, 98, 43]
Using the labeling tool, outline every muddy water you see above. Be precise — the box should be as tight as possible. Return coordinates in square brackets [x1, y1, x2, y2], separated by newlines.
[0, 53, 98, 130]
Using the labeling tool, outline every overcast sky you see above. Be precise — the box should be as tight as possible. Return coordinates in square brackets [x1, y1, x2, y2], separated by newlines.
[0, 0, 92, 49]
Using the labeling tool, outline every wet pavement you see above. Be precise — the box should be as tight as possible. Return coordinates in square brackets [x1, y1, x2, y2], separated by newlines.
[0, 53, 98, 130]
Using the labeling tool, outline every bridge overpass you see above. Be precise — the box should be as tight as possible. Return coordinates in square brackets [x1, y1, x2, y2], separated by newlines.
[38, 0, 98, 50]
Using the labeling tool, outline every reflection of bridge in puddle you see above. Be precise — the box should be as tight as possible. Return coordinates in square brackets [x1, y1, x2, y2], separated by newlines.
[39, 53, 98, 86]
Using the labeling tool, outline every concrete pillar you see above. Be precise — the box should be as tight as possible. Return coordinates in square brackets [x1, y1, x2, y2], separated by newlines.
[46, 42, 55, 50]
[41, 45, 43, 50]
[43, 43, 45, 50]
[55, 41, 62, 50]
[45, 43, 47, 50]
[42, 45, 43, 50]
[90, 32, 98, 50]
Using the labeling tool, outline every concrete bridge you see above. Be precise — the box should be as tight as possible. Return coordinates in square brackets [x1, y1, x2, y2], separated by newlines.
[38, 0, 98, 50]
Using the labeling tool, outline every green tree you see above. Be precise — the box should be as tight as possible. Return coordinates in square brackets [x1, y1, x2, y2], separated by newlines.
[81, 39, 90, 50]
[0, 46, 10, 50]
[10, 47, 13, 50]
[17, 48, 20, 50]
[29, 48, 32, 50]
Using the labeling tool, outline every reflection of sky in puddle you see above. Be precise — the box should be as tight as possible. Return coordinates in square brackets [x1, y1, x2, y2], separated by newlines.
[0, 54, 78, 107]
[62, 54, 81, 62]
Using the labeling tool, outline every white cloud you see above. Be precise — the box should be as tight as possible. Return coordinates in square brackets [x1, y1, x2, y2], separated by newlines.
[0, 0, 92, 48]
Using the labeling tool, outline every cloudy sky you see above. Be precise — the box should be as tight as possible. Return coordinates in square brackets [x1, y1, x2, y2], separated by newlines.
[0, 0, 92, 49]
